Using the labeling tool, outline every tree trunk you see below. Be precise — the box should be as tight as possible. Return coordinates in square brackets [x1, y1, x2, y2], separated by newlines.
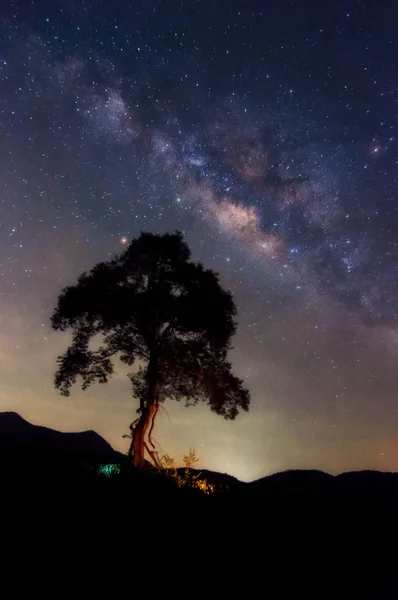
[128, 359, 159, 468]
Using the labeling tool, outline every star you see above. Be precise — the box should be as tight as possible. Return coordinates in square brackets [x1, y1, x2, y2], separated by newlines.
[371, 145, 381, 154]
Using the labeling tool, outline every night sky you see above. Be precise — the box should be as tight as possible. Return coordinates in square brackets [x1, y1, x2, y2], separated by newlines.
[1, 0, 398, 481]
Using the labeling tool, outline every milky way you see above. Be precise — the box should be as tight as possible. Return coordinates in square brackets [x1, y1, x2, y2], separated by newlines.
[1, 1, 398, 480]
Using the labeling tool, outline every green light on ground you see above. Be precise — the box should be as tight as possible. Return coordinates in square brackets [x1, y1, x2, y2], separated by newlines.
[97, 463, 121, 477]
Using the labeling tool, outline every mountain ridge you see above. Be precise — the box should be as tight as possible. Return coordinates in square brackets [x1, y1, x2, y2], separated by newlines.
[0, 410, 126, 463]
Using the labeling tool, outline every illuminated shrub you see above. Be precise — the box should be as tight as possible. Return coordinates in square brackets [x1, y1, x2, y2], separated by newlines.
[97, 463, 121, 477]
[158, 449, 215, 494]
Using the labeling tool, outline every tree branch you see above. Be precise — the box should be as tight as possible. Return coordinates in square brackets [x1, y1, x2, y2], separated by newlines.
[92, 347, 149, 361]
[144, 441, 161, 470]
[92, 348, 120, 360]
[171, 360, 204, 382]
[148, 398, 159, 449]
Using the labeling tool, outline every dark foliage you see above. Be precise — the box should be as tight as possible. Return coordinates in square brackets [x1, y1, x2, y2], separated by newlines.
[51, 231, 250, 419]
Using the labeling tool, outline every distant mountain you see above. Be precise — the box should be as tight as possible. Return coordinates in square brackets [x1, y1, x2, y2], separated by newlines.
[0, 411, 125, 464]
[243, 467, 398, 497]
[249, 468, 334, 493]
[336, 469, 398, 492]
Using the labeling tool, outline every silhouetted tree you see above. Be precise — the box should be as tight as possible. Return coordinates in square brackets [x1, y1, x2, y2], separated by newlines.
[51, 231, 250, 468]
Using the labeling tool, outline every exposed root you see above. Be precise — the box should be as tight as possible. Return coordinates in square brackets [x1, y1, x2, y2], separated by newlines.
[144, 441, 161, 471]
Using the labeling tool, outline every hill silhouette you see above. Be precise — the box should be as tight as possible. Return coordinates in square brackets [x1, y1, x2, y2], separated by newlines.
[242, 467, 398, 497]
[0, 411, 126, 463]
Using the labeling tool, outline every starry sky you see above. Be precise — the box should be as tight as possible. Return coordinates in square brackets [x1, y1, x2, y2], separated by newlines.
[1, 0, 398, 481]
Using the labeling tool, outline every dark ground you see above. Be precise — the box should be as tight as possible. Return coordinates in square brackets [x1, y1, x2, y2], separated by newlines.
[1, 412, 397, 593]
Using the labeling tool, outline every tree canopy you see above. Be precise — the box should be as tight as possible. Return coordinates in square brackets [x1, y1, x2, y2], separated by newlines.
[51, 231, 250, 467]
